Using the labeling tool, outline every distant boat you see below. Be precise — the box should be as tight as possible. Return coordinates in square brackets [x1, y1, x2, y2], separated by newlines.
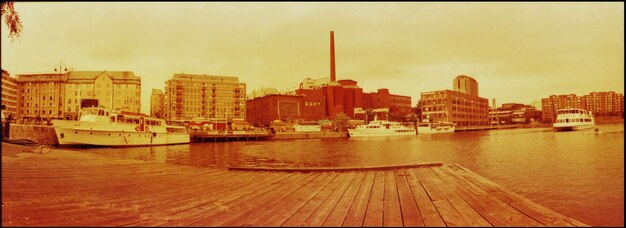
[417, 121, 455, 134]
[52, 107, 189, 147]
[552, 108, 595, 132]
[348, 119, 416, 137]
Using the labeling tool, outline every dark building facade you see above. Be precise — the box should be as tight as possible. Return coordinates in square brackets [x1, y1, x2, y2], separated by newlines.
[419, 90, 490, 127]
[541, 92, 624, 123]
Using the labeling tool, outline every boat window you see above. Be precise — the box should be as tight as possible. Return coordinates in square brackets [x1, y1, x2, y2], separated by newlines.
[110, 116, 116, 122]
[98, 109, 104, 116]
[105, 111, 109, 116]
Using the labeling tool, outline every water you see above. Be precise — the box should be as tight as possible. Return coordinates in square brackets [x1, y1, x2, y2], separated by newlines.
[72, 123, 624, 226]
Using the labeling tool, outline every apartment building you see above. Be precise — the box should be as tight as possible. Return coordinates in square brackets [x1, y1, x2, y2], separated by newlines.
[16, 70, 141, 120]
[1, 69, 18, 117]
[419, 90, 490, 127]
[163, 74, 246, 121]
[541, 92, 624, 123]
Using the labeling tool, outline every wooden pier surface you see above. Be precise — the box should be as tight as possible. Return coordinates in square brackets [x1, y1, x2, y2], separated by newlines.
[1, 143, 587, 227]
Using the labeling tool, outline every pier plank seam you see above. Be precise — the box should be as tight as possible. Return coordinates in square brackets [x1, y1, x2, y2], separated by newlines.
[341, 171, 376, 227]
[321, 172, 367, 227]
[162, 172, 297, 226]
[186, 172, 313, 226]
[237, 173, 331, 226]
[425, 167, 491, 226]
[281, 172, 352, 227]
[450, 164, 588, 227]
[126, 171, 283, 226]
[259, 173, 340, 226]
[404, 168, 447, 227]
[394, 169, 425, 227]
[362, 171, 385, 226]
[301, 172, 358, 227]
[383, 170, 404, 227]
[433, 165, 542, 227]
[216, 173, 322, 226]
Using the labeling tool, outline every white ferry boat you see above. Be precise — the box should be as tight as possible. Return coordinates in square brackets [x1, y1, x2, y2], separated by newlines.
[552, 108, 595, 132]
[417, 121, 455, 134]
[52, 107, 189, 147]
[348, 119, 416, 137]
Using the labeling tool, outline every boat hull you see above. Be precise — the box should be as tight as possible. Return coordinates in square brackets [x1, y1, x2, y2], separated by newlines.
[553, 123, 595, 132]
[54, 127, 189, 147]
[347, 129, 416, 137]
[417, 126, 455, 134]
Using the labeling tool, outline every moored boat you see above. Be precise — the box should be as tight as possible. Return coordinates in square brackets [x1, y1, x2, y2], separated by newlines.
[52, 107, 189, 147]
[552, 108, 595, 132]
[417, 121, 455, 134]
[348, 119, 416, 137]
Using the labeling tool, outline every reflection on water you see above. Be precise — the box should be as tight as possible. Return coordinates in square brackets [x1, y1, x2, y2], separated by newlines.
[69, 123, 624, 226]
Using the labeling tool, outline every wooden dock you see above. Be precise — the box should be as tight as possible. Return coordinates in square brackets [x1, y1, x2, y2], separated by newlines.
[1, 143, 587, 226]
[189, 131, 273, 142]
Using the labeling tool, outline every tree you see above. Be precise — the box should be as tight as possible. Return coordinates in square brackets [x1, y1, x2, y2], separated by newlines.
[332, 113, 350, 132]
[1, 2, 23, 40]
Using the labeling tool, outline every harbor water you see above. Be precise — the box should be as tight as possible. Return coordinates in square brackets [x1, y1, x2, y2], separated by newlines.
[72, 123, 624, 226]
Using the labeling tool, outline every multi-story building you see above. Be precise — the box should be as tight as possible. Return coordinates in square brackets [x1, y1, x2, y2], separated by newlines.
[246, 94, 303, 126]
[15, 70, 141, 120]
[541, 92, 624, 123]
[63, 71, 141, 119]
[16, 72, 67, 120]
[150, 89, 164, 118]
[163, 74, 246, 121]
[419, 90, 490, 127]
[453, 75, 479, 96]
[489, 103, 541, 124]
[363, 88, 412, 120]
[1, 69, 18, 117]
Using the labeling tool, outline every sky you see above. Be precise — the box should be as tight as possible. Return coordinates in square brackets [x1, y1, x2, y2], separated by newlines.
[1, 2, 623, 114]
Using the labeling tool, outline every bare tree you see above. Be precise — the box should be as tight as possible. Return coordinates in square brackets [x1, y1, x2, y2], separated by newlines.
[1, 2, 23, 40]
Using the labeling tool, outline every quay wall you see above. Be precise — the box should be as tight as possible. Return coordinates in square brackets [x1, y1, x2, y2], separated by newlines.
[272, 131, 347, 140]
[9, 124, 58, 145]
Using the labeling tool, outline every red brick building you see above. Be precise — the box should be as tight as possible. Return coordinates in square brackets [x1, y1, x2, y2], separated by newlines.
[541, 91, 624, 123]
[419, 90, 490, 127]
[363, 88, 412, 120]
[246, 94, 303, 126]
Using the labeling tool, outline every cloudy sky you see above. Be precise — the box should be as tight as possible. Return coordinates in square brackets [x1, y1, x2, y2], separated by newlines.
[1, 2, 623, 114]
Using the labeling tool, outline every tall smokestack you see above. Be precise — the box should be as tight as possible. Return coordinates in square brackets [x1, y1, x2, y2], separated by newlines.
[330, 31, 336, 82]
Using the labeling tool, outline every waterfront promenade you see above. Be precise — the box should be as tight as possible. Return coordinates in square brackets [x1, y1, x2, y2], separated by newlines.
[2, 142, 588, 227]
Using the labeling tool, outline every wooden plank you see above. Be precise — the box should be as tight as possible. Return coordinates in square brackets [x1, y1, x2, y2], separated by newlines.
[433, 165, 543, 227]
[228, 162, 443, 172]
[412, 168, 446, 201]
[173, 172, 297, 225]
[301, 172, 357, 227]
[187, 172, 310, 226]
[322, 172, 367, 227]
[433, 199, 465, 227]
[362, 171, 385, 227]
[256, 172, 338, 226]
[342, 171, 375, 227]
[452, 164, 587, 226]
[405, 168, 446, 227]
[425, 166, 491, 226]
[394, 169, 425, 227]
[382, 170, 404, 227]
[281, 172, 351, 227]
[197, 173, 319, 226]
[214, 172, 322, 226]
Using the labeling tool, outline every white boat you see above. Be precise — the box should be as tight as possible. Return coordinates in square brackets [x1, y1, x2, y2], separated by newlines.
[417, 121, 455, 134]
[552, 108, 595, 132]
[52, 107, 189, 147]
[348, 119, 416, 137]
